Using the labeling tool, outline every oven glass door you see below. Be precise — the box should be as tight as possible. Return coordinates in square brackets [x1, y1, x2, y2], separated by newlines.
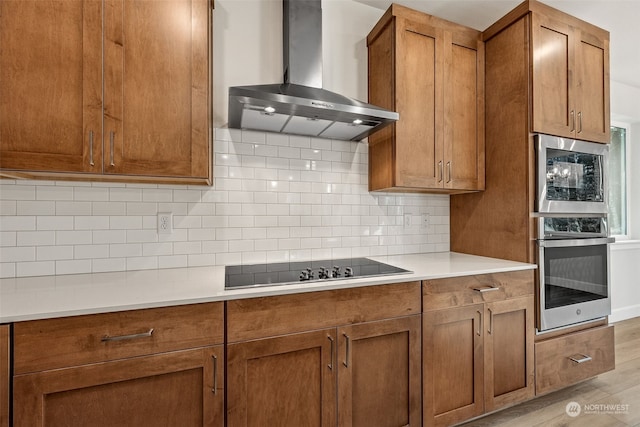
[543, 244, 608, 309]
[537, 135, 608, 213]
[538, 238, 612, 330]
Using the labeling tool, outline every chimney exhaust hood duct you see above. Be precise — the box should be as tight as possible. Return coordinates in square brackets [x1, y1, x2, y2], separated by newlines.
[227, 0, 398, 142]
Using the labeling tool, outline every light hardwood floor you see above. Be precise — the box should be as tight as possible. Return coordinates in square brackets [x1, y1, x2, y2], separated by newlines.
[462, 317, 640, 427]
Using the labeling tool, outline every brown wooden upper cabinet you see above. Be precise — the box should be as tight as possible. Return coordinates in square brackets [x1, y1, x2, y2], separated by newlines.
[0, 0, 212, 185]
[367, 4, 485, 193]
[528, 3, 610, 143]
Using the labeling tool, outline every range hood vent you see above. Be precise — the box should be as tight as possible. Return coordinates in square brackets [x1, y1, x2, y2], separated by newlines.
[227, 0, 398, 142]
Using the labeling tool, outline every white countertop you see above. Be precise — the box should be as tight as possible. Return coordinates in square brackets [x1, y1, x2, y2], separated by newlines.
[0, 252, 536, 323]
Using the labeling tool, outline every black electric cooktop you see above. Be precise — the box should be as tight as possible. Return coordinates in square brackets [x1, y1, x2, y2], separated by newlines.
[224, 257, 412, 289]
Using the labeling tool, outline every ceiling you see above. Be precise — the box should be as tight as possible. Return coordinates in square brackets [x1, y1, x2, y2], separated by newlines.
[354, 0, 640, 89]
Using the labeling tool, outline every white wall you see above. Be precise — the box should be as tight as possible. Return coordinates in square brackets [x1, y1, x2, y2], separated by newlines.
[609, 80, 640, 322]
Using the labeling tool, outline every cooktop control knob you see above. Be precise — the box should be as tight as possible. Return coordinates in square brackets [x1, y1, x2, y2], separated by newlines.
[344, 267, 354, 277]
[332, 266, 341, 278]
[299, 268, 314, 281]
[318, 266, 330, 280]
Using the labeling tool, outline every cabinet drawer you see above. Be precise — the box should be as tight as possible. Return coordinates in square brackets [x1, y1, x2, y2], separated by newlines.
[423, 270, 534, 311]
[14, 302, 223, 374]
[226, 282, 421, 342]
[535, 325, 615, 395]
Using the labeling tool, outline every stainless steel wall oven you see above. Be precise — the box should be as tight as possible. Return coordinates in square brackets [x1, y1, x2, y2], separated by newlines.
[536, 216, 614, 331]
[535, 134, 613, 332]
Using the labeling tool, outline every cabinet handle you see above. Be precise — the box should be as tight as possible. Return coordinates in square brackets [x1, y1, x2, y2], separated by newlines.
[570, 110, 575, 132]
[488, 308, 493, 334]
[327, 335, 334, 370]
[446, 162, 451, 183]
[569, 354, 592, 364]
[473, 286, 500, 293]
[101, 328, 154, 342]
[476, 311, 482, 336]
[343, 333, 350, 367]
[577, 111, 583, 133]
[438, 161, 443, 183]
[109, 131, 115, 166]
[212, 355, 218, 394]
[88, 130, 95, 166]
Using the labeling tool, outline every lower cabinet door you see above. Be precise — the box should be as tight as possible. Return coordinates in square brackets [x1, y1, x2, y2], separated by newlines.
[227, 329, 337, 427]
[484, 296, 535, 411]
[13, 346, 223, 427]
[0, 325, 8, 427]
[423, 304, 484, 427]
[337, 315, 422, 427]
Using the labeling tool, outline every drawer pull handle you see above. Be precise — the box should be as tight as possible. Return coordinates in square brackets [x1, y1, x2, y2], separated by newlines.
[88, 130, 95, 166]
[488, 308, 493, 334]
[569, 354, 592, 364]
[327, 335, 334, 370]
[109, 131, 115, 166]
[101, 328, 154, 342]
[473, 286, 500, 293]
[343, 333, 351, 368]
[212, 355, 218, 394]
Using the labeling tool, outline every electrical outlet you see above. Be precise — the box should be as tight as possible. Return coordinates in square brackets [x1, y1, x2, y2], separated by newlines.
[157, 213, 173, 234]
[421, 213, 430, 229]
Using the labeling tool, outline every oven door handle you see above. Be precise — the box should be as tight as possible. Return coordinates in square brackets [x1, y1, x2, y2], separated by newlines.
[537, 237, 615, 248]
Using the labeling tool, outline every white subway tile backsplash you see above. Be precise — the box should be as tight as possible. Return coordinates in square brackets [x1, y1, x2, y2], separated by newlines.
[56, 231, 92, 245]
[93, 202, 127, 216]
[126, 230, 158, 243]
[1, 216, 36, 231]
[37, 216, 73, 231]
[16, 261, 55, 277]
[17, 231, 55, 246]
[110, 216, 143, 230]
[0, 128, 450, 277]
[0, 231, 16, 247]
[126, 256, 159, 271]
[37, 245, 73, 261]
[0, 184, 35, 200]
[92, 258, 126, 273]
[0, 263, 16, 278]
[1, 246, 35, 262]
[75, 186, 109, 201]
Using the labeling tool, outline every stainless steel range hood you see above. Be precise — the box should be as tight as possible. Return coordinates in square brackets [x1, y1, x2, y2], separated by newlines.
[227, 0, 398, 142]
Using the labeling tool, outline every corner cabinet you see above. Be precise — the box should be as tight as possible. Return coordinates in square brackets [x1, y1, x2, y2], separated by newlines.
[530, 9, 610, 143]
[367, 4, 485, 193]
[12, 303, 224, 427]
[422, 271, 535, 427]
[0, 0, 212, 185]
[226, 283, 422, 427]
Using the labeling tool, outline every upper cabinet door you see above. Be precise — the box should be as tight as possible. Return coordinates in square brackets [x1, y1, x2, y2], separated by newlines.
[531, 12, 610, 144]
[0, 0, 103, 173]
[443, 31, 485, 191]
[531, 13, 575, 139]
[574, 28, 610, 143]
[394, 18, 444, 189]
[103, 0, 211, 179]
